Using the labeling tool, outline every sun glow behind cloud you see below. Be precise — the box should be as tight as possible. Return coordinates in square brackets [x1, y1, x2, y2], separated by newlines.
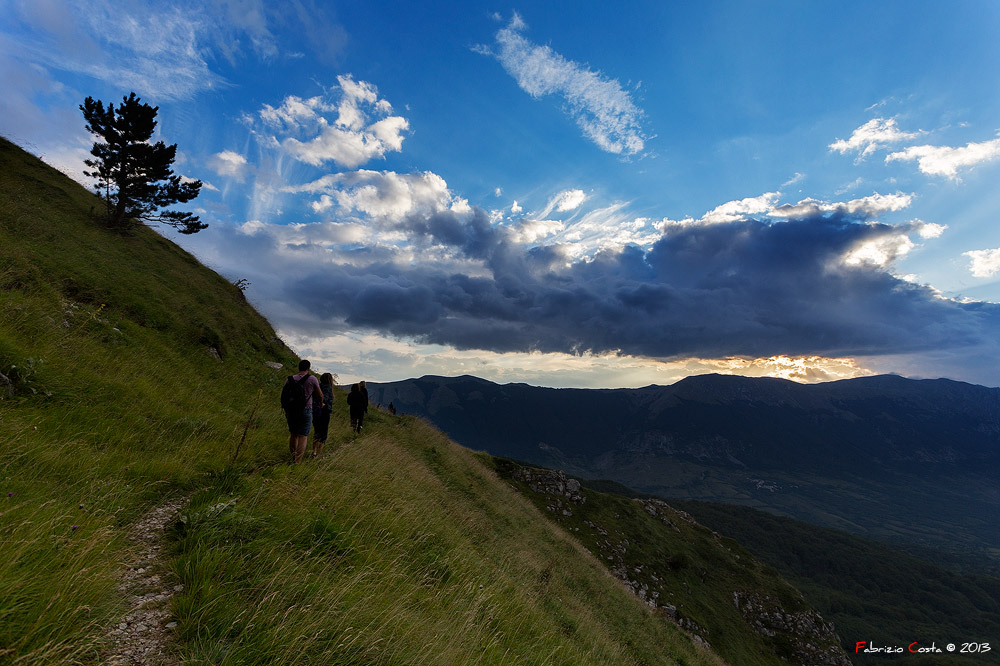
[285, 328, 875, 388]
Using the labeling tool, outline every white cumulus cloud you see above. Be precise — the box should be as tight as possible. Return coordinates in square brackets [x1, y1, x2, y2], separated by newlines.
[964, 248, 1000, 278]
[259, 95, 332, 130]
[700, 192, 781, 224]
[829, 117, 922, 160]
[915, 221, 946, 239]
[769, 193, 913, 220]
[208, 150, 249, 181]
[842, 218, 944, 269]
[286, 170, 455, 220]
[843, 234, 916, 268]
[261, 75, 409, 169]
[505, 217, 564, 244]
[658, 191, 913, 229]
[886, 136, 1000, 179]
[545, 202, 662, 258]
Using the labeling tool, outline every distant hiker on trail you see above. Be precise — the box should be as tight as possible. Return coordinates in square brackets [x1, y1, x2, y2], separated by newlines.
[388, 402, 396, 415]
[359, 380, 370, 415]
[281, 360, 324, 464]
[312, 373, 335, 457]
[347, 383, 366, 434]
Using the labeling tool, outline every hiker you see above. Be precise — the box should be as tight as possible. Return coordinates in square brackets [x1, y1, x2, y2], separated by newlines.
[281, 360, 324, 463]
[388, 401, 396, 415]
[312, 373, 335, 457]
[359, 380, 370, 415]
[347, 383, 366, 434]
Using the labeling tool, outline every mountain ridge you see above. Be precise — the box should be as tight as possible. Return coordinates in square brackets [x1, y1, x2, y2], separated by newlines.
[369, 372, 1000, 574]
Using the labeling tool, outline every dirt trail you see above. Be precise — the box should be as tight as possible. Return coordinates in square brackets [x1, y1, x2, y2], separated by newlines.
[101, 496, 189, 665]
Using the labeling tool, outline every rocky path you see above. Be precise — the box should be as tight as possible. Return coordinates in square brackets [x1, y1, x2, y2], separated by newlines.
[101, 496, 189, 665]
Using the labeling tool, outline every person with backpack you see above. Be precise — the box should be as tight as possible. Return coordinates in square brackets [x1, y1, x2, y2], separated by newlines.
[346, 383, 366, 434]
[312, 373, 335, 457]
[281, 360, 324, 463]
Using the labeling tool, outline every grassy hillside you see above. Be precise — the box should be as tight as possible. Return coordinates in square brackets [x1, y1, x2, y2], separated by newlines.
[492, 460, 849, 666]
[0, 136, 734, 664]
[672, 501, 1000, 666]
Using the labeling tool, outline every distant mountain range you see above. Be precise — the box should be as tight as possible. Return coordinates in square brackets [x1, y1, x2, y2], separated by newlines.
[370, 373, 1000, 573]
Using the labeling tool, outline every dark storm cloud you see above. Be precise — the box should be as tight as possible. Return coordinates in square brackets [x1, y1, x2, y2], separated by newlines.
[269, 206, 1000, 362]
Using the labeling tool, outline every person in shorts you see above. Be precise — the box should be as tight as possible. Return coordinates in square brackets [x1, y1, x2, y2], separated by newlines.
[284, 360, 324, 463]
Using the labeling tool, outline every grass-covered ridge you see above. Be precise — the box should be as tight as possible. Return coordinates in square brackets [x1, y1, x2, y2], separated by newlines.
[170, 419, 726, 664]
[0, 136, 734, 664]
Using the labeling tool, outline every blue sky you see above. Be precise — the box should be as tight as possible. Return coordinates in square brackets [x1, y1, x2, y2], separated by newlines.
[3, 0, 1000, 387]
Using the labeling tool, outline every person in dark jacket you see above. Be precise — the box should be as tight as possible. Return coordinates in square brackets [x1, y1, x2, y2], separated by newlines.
[346, 383, 366, 434]
[359, 380, 370, 415]
[312, 373, 335, 457]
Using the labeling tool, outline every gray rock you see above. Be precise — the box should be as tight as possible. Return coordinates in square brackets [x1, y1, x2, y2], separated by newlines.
[0, 371, 13, 398]
[733, 591, 851, 666]
[512, 467, 586, 504]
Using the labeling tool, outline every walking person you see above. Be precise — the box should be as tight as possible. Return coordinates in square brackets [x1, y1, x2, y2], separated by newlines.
[359, 380, 370, 417]
[281, 360, 324, 464]
[312, 373, 335, 457]
[347, 383, 366, 434]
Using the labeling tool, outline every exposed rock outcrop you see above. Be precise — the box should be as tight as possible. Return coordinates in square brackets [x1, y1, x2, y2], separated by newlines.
[734, 592, 851, 666]
[510, 467, 585, 516]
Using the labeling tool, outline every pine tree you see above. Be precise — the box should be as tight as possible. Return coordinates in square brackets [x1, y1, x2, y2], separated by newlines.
[81, 92, 206, 234]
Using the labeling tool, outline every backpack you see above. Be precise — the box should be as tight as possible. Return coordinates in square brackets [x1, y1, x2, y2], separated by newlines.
[280, 374, 309, 413]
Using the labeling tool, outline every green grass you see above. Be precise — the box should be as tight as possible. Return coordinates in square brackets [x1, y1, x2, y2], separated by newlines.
[0, 136, 731, 664]
[168, 416, 724, 665]
[492, 460, 848, 666]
